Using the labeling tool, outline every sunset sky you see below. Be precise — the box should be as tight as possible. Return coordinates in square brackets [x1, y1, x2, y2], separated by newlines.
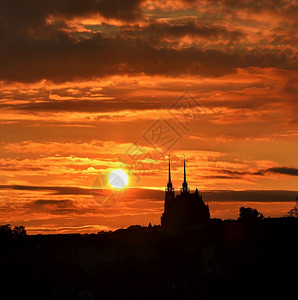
[0, 0, 297, 234]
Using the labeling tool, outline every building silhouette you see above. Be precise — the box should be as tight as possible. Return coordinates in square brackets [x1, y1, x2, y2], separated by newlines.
[161, 156, 210, 230]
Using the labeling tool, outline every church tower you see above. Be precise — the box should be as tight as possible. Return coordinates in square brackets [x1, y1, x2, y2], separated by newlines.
[181, 155, 189, 193]
[161, 156, 175, 226]
[161, 155, 210, 230]
[167, 155, 173, 193]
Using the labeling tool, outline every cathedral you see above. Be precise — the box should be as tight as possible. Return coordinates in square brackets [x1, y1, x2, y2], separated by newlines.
[161, 157, 210, 230]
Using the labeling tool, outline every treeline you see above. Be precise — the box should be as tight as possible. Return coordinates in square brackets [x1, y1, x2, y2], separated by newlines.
[0, 205, 296, 239]
[0, 224, 26, 239]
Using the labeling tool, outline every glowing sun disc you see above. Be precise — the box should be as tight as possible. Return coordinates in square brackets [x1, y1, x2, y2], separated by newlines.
[109, 169, 128, 188]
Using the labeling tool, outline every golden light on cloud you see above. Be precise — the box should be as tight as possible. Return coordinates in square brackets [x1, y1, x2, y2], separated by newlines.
[0, 0, 297, 234]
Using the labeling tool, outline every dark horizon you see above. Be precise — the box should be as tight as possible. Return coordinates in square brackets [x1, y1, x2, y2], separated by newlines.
[1, 211, 298, 300]
[1, 184, 297, 234]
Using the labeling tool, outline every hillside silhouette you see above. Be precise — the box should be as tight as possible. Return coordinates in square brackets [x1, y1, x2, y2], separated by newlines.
[1, 210, 298, 300]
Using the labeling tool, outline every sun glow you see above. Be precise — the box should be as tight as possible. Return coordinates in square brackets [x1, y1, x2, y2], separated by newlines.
[108, 169, 129, 188]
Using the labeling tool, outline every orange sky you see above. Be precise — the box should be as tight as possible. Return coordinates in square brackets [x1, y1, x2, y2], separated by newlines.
[0, 0, 297, 234]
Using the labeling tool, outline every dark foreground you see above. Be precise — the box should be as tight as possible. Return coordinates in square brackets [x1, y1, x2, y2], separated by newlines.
[1, 218, 298, 300]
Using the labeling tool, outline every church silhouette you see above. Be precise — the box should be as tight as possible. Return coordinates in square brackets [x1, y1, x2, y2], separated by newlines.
[161, 156, 210, 230]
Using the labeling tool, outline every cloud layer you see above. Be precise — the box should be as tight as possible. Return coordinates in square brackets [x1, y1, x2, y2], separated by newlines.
[0, 0, 297, 233]
[0, 0, 297, 82]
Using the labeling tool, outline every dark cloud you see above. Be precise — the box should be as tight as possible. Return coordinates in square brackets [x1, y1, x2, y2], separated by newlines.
[1, 185, 296, 203]
[202, 190, 298, 202]
[0, 185, 165, 200]
[266, 167, 298, 176]
[205, 175, 236, 179]
[221, 169, 264, 177]
[1, 0, 144, 30]
[0, 1, 145, 82]
[0, 1, 296, 83]
[0, 166, 44, 171]
[26, 199, 89, 216]
[121, 19, 245, 44]
[31, 199, 73, 207]
[183, 0, 291, 12]
[220, 0, 285, 11]
[0, 185, 92, 195]
[213, 167, 298, 178]
[0, 31, 294, 82]
[95, 0, 144, 21]
[0, 99, 167, 112]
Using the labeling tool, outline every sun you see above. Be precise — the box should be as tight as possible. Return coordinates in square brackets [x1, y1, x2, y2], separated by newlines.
[108, 169, 129, 189]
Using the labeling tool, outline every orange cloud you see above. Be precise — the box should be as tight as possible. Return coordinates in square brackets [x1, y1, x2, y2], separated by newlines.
[0, 0, 297, 234]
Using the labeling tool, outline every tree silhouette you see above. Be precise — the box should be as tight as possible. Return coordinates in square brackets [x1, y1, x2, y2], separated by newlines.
[0, 224, 12, 239]
[288, 197, 298, 217]
[12, 225, 26, 238]
[238, 207, 264, 223]
[0, 224, 27, 239]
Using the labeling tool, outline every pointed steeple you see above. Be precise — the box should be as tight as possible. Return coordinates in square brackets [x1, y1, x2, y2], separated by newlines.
[167, 155, 173, 192]
[183, 154, 186, 184]
[168, 155, 171, 184]
[195, 185, 199, 194]
[181, 155, 189, 193]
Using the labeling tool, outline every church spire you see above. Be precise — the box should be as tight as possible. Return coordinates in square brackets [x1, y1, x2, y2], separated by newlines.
[183, 154, 186, 184]
[169, 155, 171, 184]
[181, 155, 189, 193]
[167, 155, 173, 192]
